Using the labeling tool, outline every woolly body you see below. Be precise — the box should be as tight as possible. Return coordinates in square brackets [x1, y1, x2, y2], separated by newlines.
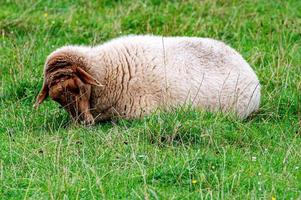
[46, 35, 261, 121]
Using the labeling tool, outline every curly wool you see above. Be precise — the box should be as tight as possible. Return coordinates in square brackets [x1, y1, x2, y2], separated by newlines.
[46, 35, 261, 121]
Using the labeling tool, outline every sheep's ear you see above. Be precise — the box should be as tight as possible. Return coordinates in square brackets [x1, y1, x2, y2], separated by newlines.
[34, 82, 48, 109]
[75, 67, 104, 87]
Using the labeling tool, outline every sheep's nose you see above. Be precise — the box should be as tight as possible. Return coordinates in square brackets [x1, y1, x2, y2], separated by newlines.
[81, 119, 95, 126]
[81, 114, 95, 126]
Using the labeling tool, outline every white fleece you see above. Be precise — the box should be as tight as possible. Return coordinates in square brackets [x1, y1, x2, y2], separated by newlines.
[47, 35, 261, 120]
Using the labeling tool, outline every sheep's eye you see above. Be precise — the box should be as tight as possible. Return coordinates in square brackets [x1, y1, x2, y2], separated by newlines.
[69, 87, 80, 94]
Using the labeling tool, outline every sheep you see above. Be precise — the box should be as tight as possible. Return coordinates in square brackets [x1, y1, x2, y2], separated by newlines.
[34, 35, 261, 125]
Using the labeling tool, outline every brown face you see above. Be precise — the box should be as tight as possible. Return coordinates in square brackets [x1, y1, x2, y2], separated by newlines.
[34, 63, 103, 125]
[49, 75, 91, 124]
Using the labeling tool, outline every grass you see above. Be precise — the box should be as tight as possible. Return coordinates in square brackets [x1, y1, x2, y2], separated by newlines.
[0, 0, 300, 199]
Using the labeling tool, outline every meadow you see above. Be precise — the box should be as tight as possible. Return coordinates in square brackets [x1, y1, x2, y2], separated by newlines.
[0, 0, 300, 199]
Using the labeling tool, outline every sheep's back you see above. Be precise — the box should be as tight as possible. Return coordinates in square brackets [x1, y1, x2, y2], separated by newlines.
[90, 35, 260, 119]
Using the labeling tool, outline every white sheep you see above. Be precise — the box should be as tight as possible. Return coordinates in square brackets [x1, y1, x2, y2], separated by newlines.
[35, 35, 261, 124]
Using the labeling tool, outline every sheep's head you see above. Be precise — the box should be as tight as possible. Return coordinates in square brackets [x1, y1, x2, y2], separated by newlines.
[34, 55, 103, 125]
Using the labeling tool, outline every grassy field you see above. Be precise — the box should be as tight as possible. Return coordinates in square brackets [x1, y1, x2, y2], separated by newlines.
[0, 0, 300, 199]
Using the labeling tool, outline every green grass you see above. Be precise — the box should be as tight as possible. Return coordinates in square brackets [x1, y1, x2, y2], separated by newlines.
[0, 0, 300, 199]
